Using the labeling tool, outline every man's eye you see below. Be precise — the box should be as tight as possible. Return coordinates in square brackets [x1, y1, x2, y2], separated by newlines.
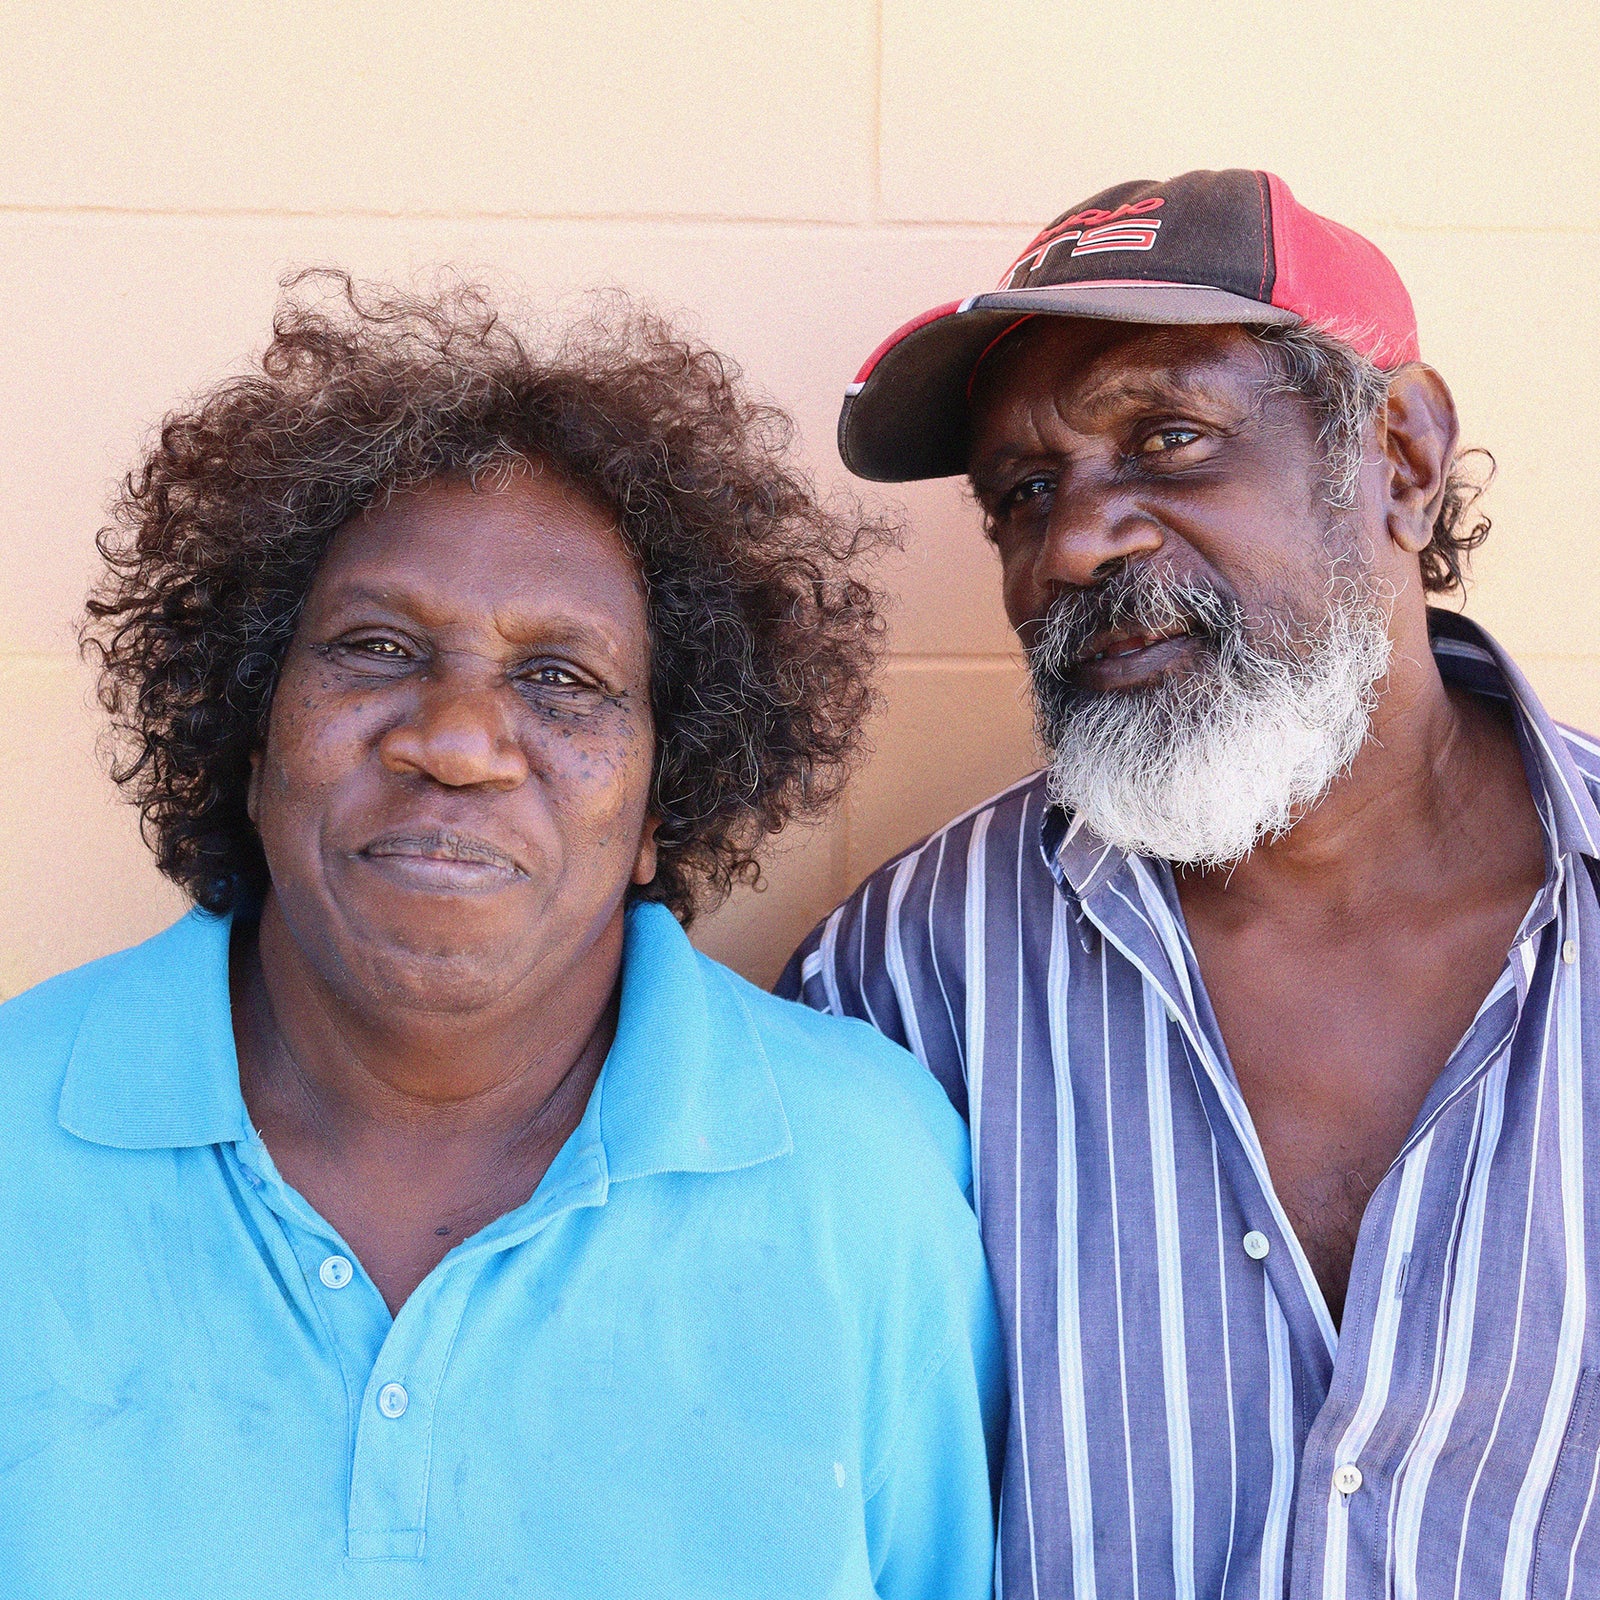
[1137, 426, 1201, 455]
[998, 474, 1055, 512]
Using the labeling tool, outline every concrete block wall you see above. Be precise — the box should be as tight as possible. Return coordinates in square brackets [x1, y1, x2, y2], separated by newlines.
[2, 1, 1595, 992]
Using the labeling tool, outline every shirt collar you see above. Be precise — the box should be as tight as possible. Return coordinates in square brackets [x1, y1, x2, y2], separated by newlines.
[596, 900, 793, 1183]
[1426, 609, 1600, 863]
[1039, 609, 1600, 923]
[58, 898, 792, 1181]
[57, 908, 251, 1150]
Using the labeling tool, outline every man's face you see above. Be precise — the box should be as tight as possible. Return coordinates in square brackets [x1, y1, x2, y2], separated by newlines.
[967, 318, 1395, 866]
[969, 317, 1350, 653]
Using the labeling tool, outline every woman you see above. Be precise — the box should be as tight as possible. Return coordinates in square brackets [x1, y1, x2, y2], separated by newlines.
[0, 277, 1002, 1598]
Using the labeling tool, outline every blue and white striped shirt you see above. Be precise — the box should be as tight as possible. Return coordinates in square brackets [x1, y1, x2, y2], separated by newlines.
[779, 613, 1600, 1600]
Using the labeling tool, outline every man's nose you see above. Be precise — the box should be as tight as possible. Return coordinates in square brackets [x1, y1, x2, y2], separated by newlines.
[377, 668, 530, 790]
[1034, 480, 1164, 591]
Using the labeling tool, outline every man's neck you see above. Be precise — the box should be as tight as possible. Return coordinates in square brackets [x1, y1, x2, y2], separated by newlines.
[1170, 617, 1546, 1324]
[1178, 621, 1529, 919]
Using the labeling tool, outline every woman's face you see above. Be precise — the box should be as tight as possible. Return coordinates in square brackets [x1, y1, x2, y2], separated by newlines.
[249, 466, 658, 1014]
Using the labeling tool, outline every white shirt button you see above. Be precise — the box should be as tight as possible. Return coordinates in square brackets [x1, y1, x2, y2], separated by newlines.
[1243, 1230, 1271, 1260]
[318, 1255, 354, 1289]
[377, 1382, 409, 1419]
[1563, 939, 1579, 965]
[1333, 1463, 1363, 1495]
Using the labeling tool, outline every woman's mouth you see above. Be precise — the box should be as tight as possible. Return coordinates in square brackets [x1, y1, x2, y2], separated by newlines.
[357, 830, 526, 890]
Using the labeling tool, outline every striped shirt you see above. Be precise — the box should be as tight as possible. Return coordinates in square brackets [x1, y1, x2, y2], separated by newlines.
[778, 612, 1600, 1600]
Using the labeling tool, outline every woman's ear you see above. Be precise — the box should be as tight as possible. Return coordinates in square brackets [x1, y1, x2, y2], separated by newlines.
[631, 815, 661, 887]
[1377, 364, 1460, 557]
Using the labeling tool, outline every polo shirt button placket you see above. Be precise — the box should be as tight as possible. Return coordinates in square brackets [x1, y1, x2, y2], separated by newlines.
[345, 1258, 488, 1564]
[347, 1362, 435, 1561]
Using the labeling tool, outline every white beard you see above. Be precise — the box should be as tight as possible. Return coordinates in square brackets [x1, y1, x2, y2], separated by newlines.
[1032, 565, 1394, 869]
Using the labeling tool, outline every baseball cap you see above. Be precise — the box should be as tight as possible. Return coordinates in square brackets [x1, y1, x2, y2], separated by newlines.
[839, 168, 1420, 482]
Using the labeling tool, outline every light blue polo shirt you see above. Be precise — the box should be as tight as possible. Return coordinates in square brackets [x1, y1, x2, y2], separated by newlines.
[0, 901, 1003, 1599]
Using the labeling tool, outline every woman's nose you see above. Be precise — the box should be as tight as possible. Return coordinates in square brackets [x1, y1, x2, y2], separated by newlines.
[377, 671, 530, 790]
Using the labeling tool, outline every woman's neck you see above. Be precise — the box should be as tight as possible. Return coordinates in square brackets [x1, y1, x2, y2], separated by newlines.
[230, 895, 626, 1310]
[232, 885, 623, 1159]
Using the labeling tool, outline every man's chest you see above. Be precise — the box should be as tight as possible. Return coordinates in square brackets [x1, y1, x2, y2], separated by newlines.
[1176, 889, 1544, 1320]
[960, 949, 1600, 1599]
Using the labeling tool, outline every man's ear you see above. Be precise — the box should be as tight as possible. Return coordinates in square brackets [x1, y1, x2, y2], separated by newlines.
[1376, 364, 1459, 556]
[246, 749, 263, 827]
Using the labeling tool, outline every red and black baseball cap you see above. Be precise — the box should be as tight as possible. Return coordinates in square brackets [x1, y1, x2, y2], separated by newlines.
[839, 168, 1420, 482]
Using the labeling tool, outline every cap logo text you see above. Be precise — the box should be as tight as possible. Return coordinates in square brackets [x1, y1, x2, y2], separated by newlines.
[999, 197, 1166, 288]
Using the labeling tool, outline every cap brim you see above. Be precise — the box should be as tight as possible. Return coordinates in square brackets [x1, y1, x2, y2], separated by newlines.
[839, 281, 1298, 482]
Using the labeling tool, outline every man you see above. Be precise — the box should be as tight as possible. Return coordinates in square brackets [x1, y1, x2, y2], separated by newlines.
[780, 168, 1600, 1599]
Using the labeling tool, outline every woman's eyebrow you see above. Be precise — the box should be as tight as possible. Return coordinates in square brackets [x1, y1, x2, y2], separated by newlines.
[315, 583, 629, 657]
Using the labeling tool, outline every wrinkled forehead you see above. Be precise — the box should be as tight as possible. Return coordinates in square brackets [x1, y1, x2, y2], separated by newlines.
[966, 319, 1275, 458]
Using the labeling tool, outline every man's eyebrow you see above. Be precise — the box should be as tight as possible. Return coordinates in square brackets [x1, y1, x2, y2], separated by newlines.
[1066, 364, 1249, 420]
[967, 452, 1042, 498]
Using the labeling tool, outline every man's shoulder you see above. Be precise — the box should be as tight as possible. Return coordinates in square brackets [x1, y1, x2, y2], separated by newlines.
[852, 768, 1052, 900]
[1555, 720, 1600, 795]
[775, 771, 1056, 1112]
[792, 767, 1052, 969]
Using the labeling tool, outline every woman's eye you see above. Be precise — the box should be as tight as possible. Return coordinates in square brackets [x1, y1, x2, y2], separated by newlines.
[524, 664, 583, 689]
[339, 636, 411, 661]
[515, 662, 610, 717]
[516, 663, 605, 701]
[1138, 426, 1202, 455]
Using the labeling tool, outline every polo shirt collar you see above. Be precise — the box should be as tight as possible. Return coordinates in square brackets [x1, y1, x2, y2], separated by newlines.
[58, 898, 792, 1182]
[58, 908, 250, 1150]
[1038, 608, 1600, 926]
[596, 900, 793, 1183]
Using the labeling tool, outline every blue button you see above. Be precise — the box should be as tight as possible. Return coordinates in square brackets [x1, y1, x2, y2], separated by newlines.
[318, 1255, 354, 1289]
[377, 1382, 409, 1419]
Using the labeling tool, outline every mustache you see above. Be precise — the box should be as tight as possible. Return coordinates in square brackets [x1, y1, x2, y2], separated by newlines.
[1028, 563, 1245, 681]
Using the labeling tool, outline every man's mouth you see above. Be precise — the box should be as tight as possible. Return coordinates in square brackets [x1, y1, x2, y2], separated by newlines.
[1075, 626, 1194, 666]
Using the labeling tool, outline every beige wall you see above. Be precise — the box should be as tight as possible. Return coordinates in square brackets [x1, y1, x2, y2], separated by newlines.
[2, 1, 1596, 995]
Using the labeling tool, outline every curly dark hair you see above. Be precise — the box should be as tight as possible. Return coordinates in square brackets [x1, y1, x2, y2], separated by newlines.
[83, 272, 893, 923]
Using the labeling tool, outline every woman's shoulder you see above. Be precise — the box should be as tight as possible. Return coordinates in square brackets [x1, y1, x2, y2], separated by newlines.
[0, 913, 225, 1153]
[0, 944, 131, 1085]
[0, 946, 134, 1174]
[693, 948, 973, 1201]
[690, 951, 996, 1445]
